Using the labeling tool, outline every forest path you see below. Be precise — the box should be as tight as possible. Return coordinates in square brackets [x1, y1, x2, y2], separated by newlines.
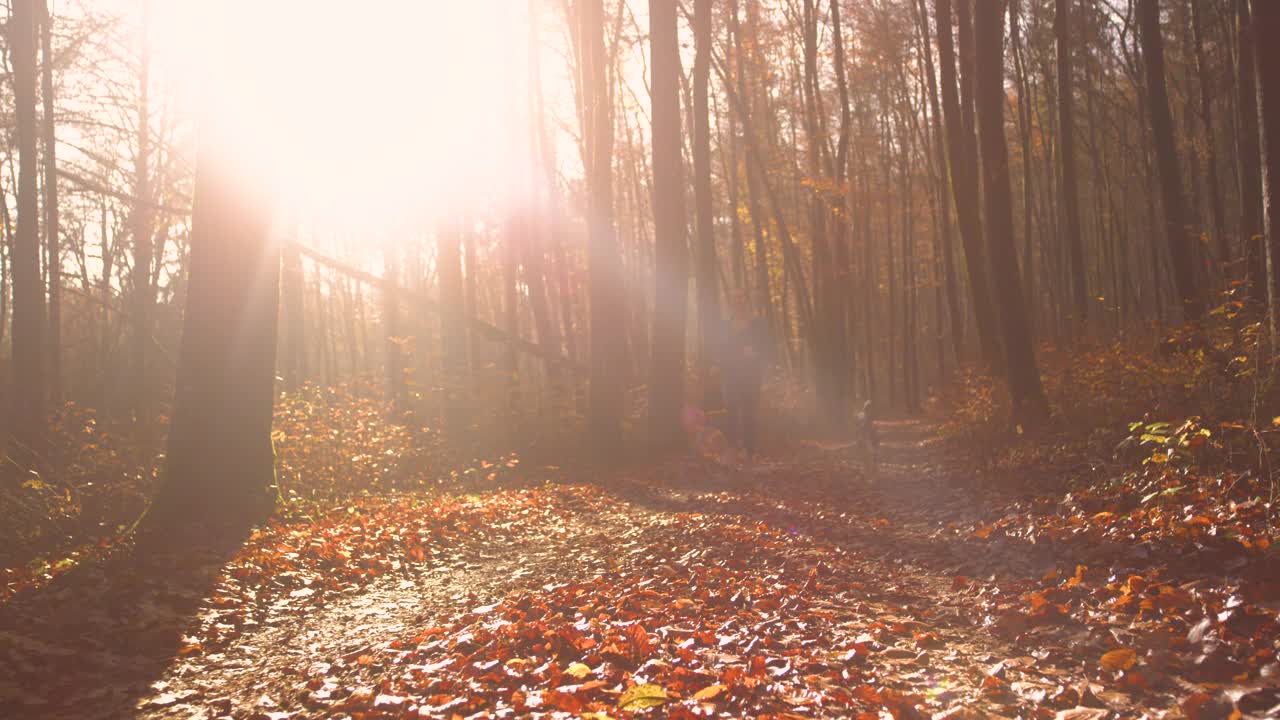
[1, 420, 1225, 718]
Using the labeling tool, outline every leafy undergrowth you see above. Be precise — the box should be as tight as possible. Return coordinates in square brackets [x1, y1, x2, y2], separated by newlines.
[929, 311, 1280, 716]
[0, 383, 526, 602]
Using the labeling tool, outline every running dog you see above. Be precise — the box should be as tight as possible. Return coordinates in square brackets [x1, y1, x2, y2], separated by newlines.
[853, 399, 878, 469]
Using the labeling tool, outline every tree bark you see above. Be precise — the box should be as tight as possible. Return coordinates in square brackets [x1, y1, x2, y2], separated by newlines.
[934, 0, 999, 367]
[647, 0, 689, 453]
[10, 0, 45, 436]
[40, 0, 60, 403]
[916, 0, 963, 363]
[582, 0, 625, 457]
[1190, 0, 1228, 275]
[1237, 0, 1265, 302]
[148, 108, 279, 528]
[1137, 0, 1203, 320]
[1056, 0, 1088, 332]
[439, 219, 468, 438]
[974, 0, 1049, 423]
[692, 0, 719, 410]
[1253, 1, 1280, 338]
[130, 0, 155, 426]
[281, 231, 306, 391]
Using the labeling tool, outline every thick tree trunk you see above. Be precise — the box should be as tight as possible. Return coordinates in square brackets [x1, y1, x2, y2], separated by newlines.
[1138, 0, 1203, 320]
[647, 0, 688, 453]
[916, 0, 963, 363]
[582, 0, 625, 457]
[149, 110, 279, 528]
[802, 0, 842, 428]
[10, 0, 45, 436]
[934, 0, 999, 367]
[974, 0, 1049, 423]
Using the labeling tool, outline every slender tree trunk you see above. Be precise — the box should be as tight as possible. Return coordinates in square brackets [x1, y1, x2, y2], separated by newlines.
[1254, 1, 1280, 340]
[10, 0, 45, 435]
[692, 0, 719, 410]
[383, 241, 406, 413]
[129, 0, 155, 427]
[40, 0, 60, 403]
[439, 219, 468, 438]
[917, 0, 963, 362]
[1138, 0, 1203, 320]
[282, 238, 307, 391]
[975, 0, 1049, 423]
[1190, 0, 1228, 275]
[1011, 0, 1037, 326]
[1237, 0, 1265, 303]
[1056, 0, 1088, 333]
[731, 0, 773, 327]
[829, 0, 854, 408]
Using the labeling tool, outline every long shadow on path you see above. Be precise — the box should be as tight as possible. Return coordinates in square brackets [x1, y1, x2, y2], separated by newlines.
[0, 531, 248, 720]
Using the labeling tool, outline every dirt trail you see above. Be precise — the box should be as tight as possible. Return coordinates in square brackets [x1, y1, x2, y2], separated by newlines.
[0, 420, 1218, 718]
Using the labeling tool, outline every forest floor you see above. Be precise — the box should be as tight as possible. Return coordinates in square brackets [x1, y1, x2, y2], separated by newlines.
[2, 419, 1278, 719]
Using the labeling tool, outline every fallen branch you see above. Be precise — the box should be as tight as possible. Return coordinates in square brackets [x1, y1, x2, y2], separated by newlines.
[292, 242, 586, 374]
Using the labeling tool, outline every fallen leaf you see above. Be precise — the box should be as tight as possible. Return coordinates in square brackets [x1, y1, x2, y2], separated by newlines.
[693, 684, 727, 701]
[1100, 648, 1137, 671]
[618, 683, 668, 710]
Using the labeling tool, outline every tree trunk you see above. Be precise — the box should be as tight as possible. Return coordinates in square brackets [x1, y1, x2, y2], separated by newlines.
[383, 241, 407, 414]
[582, 0, 625, 457]
[282, 234, 307, 391]
[148, 109, 279, 528]
[1190, 0, 1228, 275]
[1238, 0, 1265, 303]
[647, 0, 689, 453]
[130, 0, 155, 427]
[916, 0, 963, 363]
[40, 0, 60, 403]
[934, 0, 1000, 367]
[974, 0, 1049, 423]
[439, 219, 468, 438]
[10, 0, 45, 436]
[692, 0, 719, 410]
[802, 0, 841, 428]
[1056, 0, 1088, 333]
[1254, 1, 1280, 338]
[1138, 0, 1203, 320]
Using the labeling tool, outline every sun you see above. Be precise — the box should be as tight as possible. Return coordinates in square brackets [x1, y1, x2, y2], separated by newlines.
[152, 0, 525, 229]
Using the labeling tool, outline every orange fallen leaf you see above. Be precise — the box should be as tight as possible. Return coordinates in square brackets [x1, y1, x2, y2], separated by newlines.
[1100, 648, 1137, 671]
